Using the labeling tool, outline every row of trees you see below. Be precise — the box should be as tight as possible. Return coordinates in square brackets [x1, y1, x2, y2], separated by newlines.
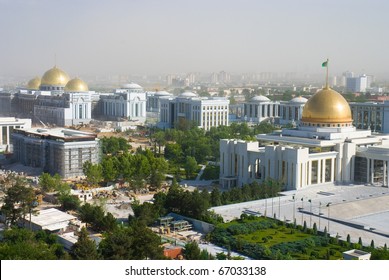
[83, 148, 168, 191]
[130, 179, 283, 226]
[155, 122, 276, 164]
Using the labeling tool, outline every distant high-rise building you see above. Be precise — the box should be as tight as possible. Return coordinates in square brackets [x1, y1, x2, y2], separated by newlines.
[166, 74, 175, 86]
[346, 75, 368, 93]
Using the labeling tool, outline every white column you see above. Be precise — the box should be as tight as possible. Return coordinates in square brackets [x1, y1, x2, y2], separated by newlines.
[322, 159, 326, 183]
[0, 125, 3, 145]
[383, 161, 387, 186]
[308, 161, 312, 186]
[301, 162, 306, 188]
[331, 158, 335, 182]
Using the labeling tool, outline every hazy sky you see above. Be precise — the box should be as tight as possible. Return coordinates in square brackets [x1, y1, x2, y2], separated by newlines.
[1, 0, 389, 77]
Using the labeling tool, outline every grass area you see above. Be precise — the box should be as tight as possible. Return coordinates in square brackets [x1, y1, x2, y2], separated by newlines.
[210, 216, 369, 260]
[236, 226, 311, 247]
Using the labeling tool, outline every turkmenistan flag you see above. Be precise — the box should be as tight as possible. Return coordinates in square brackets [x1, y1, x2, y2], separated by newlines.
[322, 60, 328, 67]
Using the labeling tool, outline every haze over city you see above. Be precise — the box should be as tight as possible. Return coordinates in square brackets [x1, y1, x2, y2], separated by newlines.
[1, 0, 389, 78]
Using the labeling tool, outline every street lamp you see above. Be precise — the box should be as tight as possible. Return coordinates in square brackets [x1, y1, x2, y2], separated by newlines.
[318, 202, 322, 230]
[308, 199, 312, 228]
[292, 195, 296, 225]
[301, 197, 304, 225]
[326, 202, 332, 235]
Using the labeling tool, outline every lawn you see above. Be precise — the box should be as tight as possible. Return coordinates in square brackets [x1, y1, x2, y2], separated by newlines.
[210, 216, 371, 260]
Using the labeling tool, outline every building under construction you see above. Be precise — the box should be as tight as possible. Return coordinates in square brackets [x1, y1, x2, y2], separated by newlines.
[12, 127, 100, 178]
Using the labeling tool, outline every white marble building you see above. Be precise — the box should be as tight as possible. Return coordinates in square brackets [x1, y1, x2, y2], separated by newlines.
[349, 101, 389, 133]
[241, 95, 307, 125]
[100, 83, 146, 123]
[158, 92, 229, 130]
[220, 86, 389, 190]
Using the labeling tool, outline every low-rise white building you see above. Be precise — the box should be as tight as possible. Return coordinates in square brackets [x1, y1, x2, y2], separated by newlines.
[22, 208, 78, 233]
[158, 92, 229, 130]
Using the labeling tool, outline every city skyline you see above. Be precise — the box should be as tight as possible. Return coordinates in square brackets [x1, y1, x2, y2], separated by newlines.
[1, 0, 389, 78]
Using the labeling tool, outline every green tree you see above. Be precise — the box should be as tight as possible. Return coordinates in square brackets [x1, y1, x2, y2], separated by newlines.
[38, 173, 55, 192]
[211, 187, 222, 206]
[130, 154, 150, 192]
[59, 194, 80, 211]
[99, 226, 134, 259]
[152, 131, 166, 155]
[131, 221, 165, 259]
[101, 157, 117, 183]
[184, 241, 201, 260]
[71, 228, 100, 260]
[148, 157, 168, 190]
[79, 203, 117, 232]
[131, 202, 159, 226]
[184, 156, 197, 179]
[83, 161, 103, 186]
[0, 228, 68, 260]
[164, 143, 183, 163]
[1, 183, 36, 226]
[312, 222, 317, 235]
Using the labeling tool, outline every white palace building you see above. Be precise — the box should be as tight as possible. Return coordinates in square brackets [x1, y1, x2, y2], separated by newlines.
[220, 85, 389, 190]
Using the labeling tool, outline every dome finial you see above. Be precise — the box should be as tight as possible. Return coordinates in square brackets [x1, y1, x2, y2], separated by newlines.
[322, 59, 329, 89]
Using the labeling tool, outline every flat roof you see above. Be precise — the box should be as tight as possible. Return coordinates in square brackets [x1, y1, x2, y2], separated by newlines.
[0, 117, 30, 124]
[29, 208, 76, 228]
[343, 249, 371, 257]
[14, 127, 97, 141]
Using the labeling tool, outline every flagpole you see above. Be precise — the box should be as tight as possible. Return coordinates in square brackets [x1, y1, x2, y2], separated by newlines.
[325, 58, 329, 88]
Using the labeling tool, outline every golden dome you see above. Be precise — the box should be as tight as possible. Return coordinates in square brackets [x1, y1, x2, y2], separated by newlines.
[40, 66, 70, 86]
[301, 86, 352, 125]
[64, 77, 89, 92]
[27, 77, 41, 90]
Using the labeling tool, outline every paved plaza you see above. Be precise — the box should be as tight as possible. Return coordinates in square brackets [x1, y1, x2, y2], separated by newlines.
[211, 184, 389, 247]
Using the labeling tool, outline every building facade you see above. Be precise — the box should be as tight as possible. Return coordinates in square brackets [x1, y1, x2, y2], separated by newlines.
[100, 83, 146, 123]
[240, 95, 307, 126]
[158, 92, 229, 130]
[349, 101, 389, 133]
[220, 86, 389, 190]
[346, 75, 368, 93]
[12, 127, 100, 178]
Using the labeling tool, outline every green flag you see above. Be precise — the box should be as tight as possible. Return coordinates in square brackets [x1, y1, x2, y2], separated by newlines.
[322, 60, 328, 67]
